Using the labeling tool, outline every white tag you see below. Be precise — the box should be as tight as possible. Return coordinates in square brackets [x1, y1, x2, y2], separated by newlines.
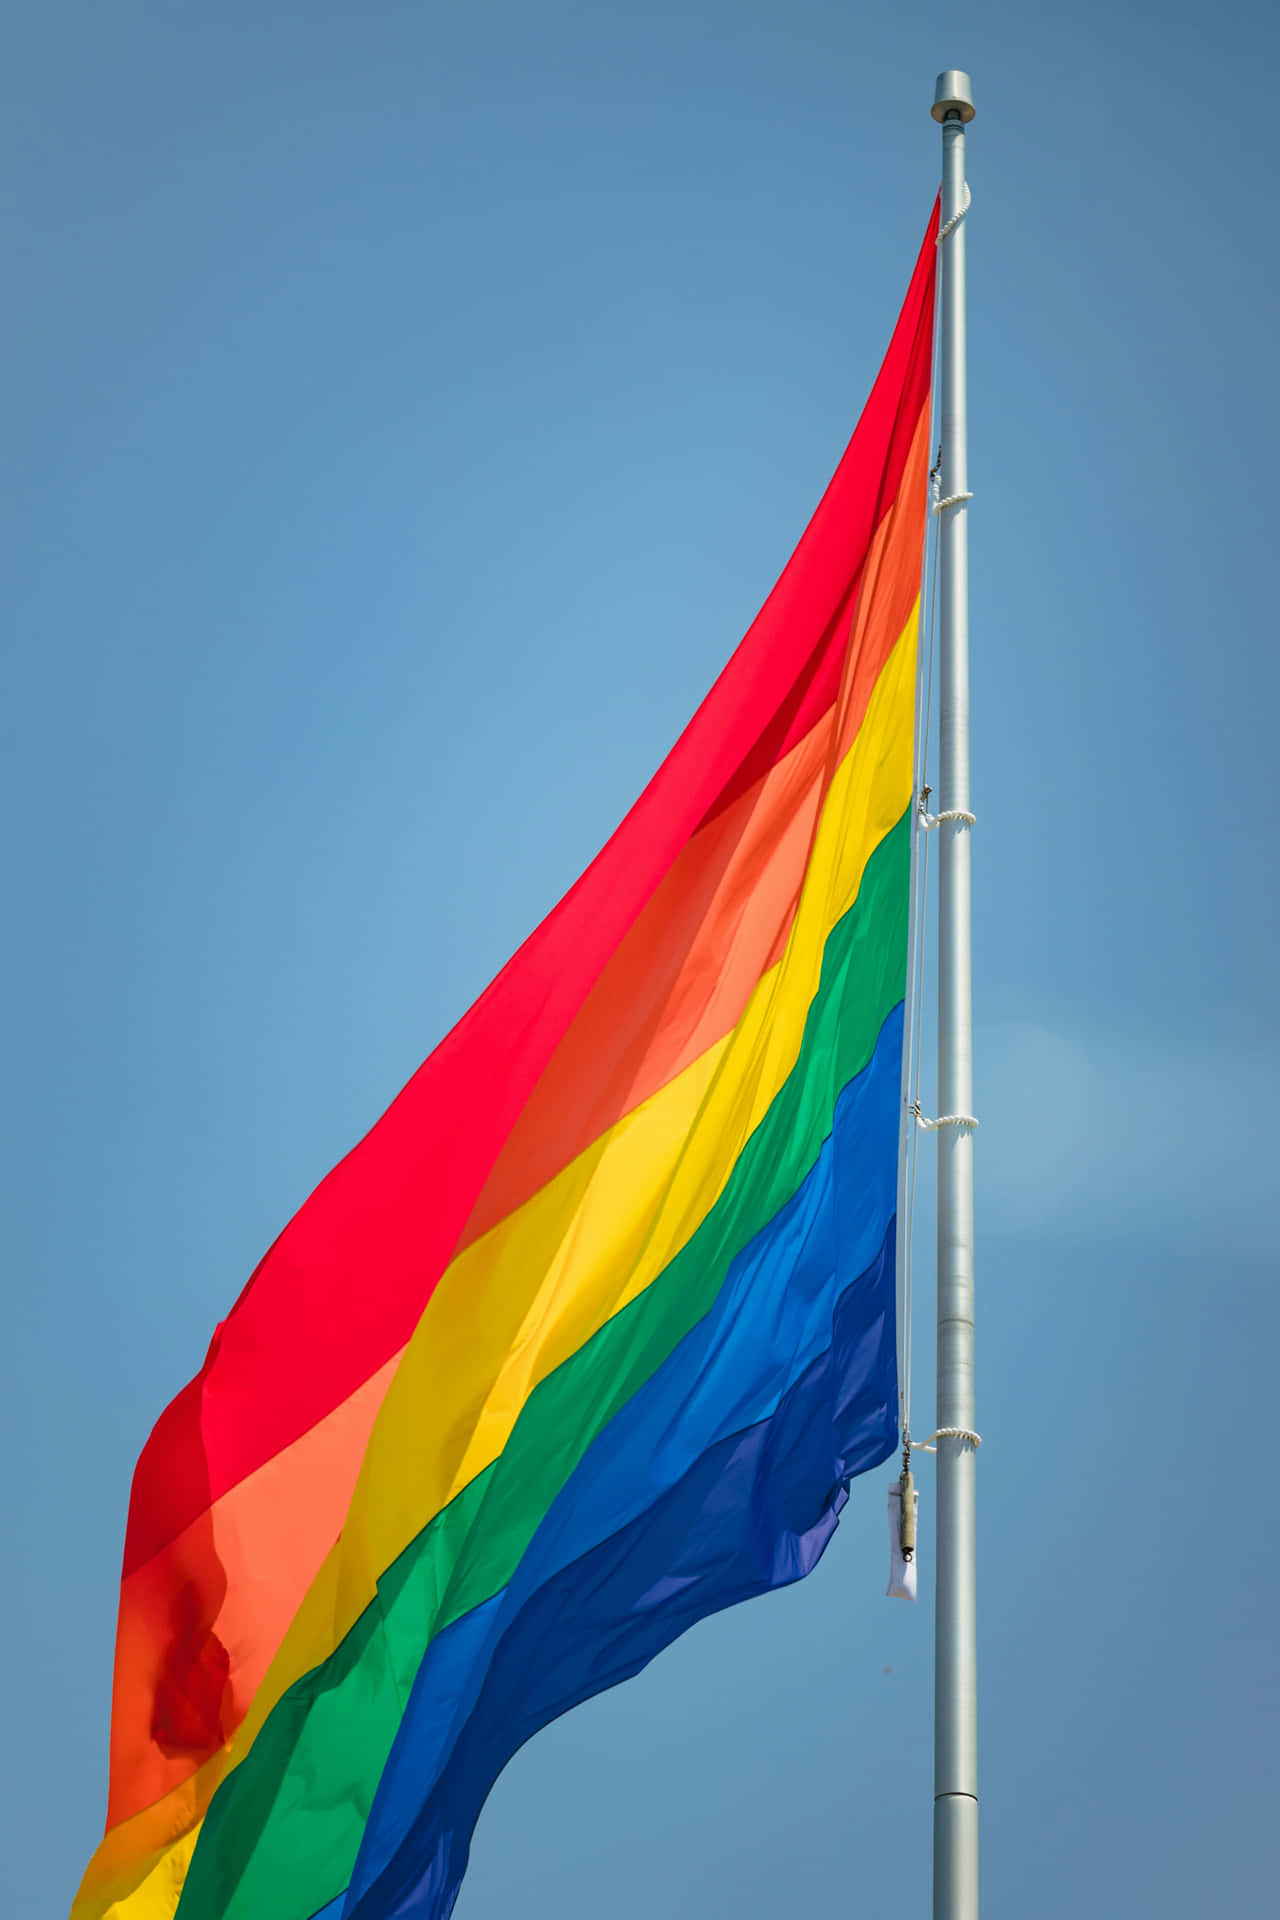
[886, 1486, 919, 1601]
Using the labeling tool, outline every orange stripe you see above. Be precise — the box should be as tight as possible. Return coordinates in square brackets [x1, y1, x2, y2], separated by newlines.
[106, 1357, 400, 1830]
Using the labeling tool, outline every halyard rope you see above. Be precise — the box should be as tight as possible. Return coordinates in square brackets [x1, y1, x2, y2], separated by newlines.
[899, 439, 941, 1445]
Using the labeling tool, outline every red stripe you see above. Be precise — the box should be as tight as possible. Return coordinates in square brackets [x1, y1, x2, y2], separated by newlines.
[694, 212, 937, 831]
[121, 205, 939, 1581]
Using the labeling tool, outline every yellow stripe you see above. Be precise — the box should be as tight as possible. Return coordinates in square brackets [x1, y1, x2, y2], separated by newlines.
[77, 606, 917, 1920]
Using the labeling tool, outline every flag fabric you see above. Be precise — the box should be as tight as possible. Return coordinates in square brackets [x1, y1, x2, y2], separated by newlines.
[75, 207, 937, 1920]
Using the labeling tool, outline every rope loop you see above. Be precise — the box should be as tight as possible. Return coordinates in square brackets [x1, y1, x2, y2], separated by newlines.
[932, 490, 973, 516]
[911, 1427, 982, 1454]
[937, 182, 971, 245]
[919, 804, 975, 831]
[910, 1102, 979, 1135]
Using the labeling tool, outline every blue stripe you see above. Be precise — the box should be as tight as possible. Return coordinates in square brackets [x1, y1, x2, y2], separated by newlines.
[341, 1004, 903, 1919]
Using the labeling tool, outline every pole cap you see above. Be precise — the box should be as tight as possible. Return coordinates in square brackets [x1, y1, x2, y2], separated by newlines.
[931, 70, 975, 123]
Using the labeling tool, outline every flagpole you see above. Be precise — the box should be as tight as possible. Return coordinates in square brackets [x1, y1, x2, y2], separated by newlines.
[930, 68, 978, 1920]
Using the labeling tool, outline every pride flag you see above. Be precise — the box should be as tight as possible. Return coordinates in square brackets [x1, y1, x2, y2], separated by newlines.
[75, 208, 937, 1920]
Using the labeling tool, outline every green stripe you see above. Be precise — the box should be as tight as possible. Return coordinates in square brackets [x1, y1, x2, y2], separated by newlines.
[178, 806, 910, 1920]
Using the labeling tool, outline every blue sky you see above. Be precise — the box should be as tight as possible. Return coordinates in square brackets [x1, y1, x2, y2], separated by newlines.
[5, 3, 1277, 1915]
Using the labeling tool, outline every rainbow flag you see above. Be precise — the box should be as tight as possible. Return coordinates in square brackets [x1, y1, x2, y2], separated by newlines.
[75, 209, 937, 1920]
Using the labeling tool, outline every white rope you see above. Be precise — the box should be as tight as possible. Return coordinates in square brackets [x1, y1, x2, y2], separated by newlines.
[932, 491, 973, 515]
[911, 1427, 982, 1454]
[911, 1105, 979, 1134]
[919, 806, 975, 830]
[936, 182, 970, 245]
[899, 422, 943, 1442]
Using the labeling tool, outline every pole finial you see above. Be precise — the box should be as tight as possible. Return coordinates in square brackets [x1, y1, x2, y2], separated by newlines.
[931, 70, 975, 123]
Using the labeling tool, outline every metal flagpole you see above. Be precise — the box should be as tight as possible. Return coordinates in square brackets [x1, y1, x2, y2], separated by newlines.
[930, 68, 979, 1920]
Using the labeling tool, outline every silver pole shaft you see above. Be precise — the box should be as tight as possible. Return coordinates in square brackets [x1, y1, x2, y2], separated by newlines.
[931, 70, 977, 1920]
